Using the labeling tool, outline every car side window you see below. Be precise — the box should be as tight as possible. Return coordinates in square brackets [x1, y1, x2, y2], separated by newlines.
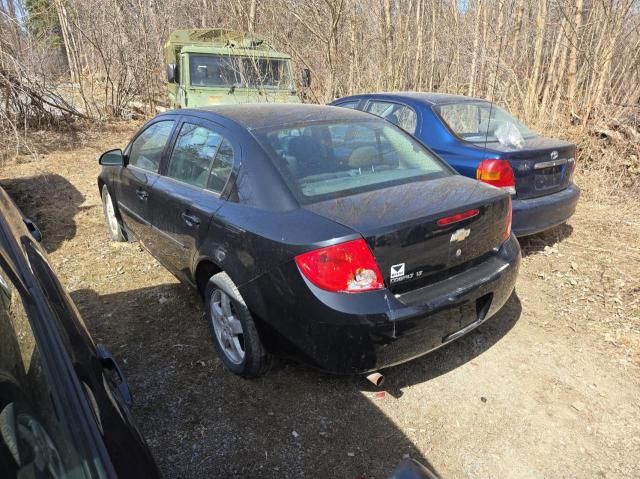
[365, 101, 417, 134]
[0, 262, 85, 478]
[167, 123, 222, 188]
[336, 100, 359, 109]
[128, 121, 175, 173]
[206, 139, 234, 193]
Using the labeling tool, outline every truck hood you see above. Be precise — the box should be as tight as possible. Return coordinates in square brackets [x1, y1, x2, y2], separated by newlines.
[185, 87, 300, 106]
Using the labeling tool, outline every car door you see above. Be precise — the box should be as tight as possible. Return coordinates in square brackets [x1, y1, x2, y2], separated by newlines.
[0, 244, 117, 478]
[20, 238, 161, 476]
[117, 119, 176, 246]
[148, 118, 237, 280]
[0, 189, 161, 477]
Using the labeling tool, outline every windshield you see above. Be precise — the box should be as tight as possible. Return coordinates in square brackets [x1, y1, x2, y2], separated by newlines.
[435, 101, 536, 144]
[189, 54, 292, 89]
[255, 120, 451, 203]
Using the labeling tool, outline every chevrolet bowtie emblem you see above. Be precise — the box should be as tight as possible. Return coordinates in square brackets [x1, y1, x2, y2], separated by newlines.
[450, 228, 471, 243]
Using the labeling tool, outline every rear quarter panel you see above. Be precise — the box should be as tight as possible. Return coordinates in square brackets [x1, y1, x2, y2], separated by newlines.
[416, 106, 489, 178]
[198, 203, 358, 288]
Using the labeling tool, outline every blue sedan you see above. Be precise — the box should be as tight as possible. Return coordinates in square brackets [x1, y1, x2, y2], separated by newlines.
[330, 92, 580, 236]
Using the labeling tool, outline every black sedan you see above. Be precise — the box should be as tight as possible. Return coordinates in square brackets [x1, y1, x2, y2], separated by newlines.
[0, 186, 160, 478]
[98, 104, 520, 378]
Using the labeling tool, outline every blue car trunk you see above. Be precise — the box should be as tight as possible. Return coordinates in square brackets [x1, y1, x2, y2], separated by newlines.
[483, 137, 575, 200]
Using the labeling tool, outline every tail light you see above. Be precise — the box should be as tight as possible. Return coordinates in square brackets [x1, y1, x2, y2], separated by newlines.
[568, 149, 578, 182]
[437, 208, 480, 227]
[476, 159, 516, 195]
[295, 239, 384, 293]
[504, 196, 512, 241]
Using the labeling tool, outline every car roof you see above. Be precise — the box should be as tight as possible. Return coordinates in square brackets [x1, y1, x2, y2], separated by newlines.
[336, 92, 488, 106]
[170, 104, 375, 130]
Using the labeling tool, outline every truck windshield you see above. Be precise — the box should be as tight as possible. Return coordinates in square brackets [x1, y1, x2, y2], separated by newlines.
[189, 54, 292, 89]
[254, 120, 450, 203]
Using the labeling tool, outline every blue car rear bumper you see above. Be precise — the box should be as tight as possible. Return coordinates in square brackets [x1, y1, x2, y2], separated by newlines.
[512, 183, 581, 237]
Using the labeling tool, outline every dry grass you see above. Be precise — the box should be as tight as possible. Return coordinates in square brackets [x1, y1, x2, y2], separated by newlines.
[534, 108, 640, 203]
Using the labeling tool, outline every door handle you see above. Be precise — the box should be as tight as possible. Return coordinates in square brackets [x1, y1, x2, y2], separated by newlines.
[136, 188, 149, 200]
[181, 212, 201, 227]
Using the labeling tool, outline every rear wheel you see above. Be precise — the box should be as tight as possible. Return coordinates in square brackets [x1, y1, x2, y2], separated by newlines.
[101, 185, 125, 242]
[205, 272, 271, 378]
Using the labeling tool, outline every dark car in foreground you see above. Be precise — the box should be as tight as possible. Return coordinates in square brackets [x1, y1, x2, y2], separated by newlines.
[98, 104, 520, 378]
[331, 92, 580, 236]
[0, 186, 160, 478]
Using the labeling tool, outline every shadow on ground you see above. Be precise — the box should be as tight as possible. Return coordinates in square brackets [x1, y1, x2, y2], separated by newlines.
[72, 282, 520, 478]
[372, 292, 522, 398]
[518, 223, 574, 257]
[0, 174, 85, 252]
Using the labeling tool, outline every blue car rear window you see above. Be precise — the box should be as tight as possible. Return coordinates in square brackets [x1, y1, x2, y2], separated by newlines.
[435, 102, 536, 143]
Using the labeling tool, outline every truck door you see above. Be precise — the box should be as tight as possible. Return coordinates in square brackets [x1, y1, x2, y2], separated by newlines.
[178, 53, 189, 107]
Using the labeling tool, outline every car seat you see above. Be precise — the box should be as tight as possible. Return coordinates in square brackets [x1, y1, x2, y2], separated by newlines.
[287, 135, 329, 178]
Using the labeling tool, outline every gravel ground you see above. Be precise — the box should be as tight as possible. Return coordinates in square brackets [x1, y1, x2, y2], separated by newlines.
[1, 123, 639, 478]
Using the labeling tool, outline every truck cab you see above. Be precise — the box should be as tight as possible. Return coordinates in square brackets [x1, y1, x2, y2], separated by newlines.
[164, 29, 303, 108]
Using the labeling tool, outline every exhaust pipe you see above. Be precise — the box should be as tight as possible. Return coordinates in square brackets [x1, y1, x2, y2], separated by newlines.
[366, 372, 384, 387]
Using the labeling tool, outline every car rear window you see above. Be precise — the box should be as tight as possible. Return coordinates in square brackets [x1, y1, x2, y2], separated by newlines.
[435, 101, 536, 144]
[254, 120, 450, 203]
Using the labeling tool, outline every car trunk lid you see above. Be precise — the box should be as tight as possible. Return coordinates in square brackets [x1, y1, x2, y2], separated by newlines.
[304, 176, 510, 294]
[482, 137, 575, 200]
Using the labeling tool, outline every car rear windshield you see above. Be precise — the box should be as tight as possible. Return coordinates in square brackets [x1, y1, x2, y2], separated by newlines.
[254, 120, 451, 203]
[435, 101, 536, 143]
[190, 54, 292, 89]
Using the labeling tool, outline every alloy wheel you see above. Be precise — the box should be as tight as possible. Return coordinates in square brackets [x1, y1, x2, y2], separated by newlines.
[209, 289, 245, 365]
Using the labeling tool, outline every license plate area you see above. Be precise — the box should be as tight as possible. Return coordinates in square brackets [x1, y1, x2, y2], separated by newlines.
[534, 159, 566, 191]
[442, 293, 493, 343]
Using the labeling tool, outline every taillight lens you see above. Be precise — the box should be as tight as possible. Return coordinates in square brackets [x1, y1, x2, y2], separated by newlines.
[504, 196, 512, 241]
[568, 150, 577, 182]
[437, 208, 480, 227]
[295, 239, 384, 293]
[476, 159, 516, 195]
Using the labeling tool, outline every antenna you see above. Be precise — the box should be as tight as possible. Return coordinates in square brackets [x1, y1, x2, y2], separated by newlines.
[483, 1, 510, 153]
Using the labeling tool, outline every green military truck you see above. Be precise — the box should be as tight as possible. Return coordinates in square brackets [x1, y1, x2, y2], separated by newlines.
[164, 29, 307, 108]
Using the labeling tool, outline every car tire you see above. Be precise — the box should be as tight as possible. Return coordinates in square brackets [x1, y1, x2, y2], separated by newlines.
[101, 185, 126, 242]
[205, 272, 271, 378]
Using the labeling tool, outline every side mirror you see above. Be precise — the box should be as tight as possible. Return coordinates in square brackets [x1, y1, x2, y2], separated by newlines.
[23, 218, 42, 242]
[99, 149, 124, 166]
[301, 68, 311, 88]
[166, 63, 179, 84]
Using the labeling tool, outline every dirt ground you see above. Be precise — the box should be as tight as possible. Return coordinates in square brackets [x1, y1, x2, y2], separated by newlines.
[1, 123, 639, 479]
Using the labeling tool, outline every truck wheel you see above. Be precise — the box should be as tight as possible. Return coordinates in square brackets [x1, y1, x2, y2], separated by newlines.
[205, 272, 271, 378]
[101, 185, 126, 242]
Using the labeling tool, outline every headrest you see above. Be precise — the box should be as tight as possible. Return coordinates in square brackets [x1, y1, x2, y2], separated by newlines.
[347, 146, 378, 169]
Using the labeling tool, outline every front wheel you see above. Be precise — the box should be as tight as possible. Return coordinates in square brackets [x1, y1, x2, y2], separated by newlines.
[205, 272, 271, 378]
[101, 185, 125, 242]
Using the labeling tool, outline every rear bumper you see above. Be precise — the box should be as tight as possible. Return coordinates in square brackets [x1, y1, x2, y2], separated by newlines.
[512, 183, 580, 236]
[245, 236, 521, 374]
